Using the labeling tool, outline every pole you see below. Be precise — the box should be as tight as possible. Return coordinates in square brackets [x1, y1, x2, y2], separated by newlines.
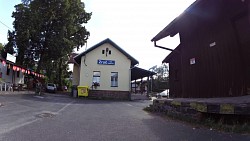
[151, 76, 153, 93]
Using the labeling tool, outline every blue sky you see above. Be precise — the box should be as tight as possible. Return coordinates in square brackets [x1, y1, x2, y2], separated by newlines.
[0, 0, 195, 69]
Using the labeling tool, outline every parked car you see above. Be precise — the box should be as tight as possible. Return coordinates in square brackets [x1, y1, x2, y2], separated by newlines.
[156, 89, 169, 98]
[46, 83, 57, 93]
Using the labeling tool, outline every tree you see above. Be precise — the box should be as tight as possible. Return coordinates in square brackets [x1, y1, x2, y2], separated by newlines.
[10, 0, 91, 86]
[0, 43, 4, 52]
[151, 64, 169, 92]
[4, 30, 16, 55]
[12, 4, 32, 66]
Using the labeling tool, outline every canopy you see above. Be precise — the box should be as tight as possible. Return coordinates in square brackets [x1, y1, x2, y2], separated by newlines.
[131, 67, 156, 81]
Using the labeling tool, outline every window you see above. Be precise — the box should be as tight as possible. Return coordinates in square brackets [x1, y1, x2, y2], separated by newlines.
[6, 67, 10, 75]
[111, 72, 118, 87]
[93, 71, 100, 86]
[109, 50, 111, 55]
[17, 71, 20, 78]
[102, 50, 105, 54]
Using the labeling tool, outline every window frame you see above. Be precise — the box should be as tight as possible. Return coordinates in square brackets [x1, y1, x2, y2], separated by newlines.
[92, 71, 101, 86]
[111, 72, 118, 87]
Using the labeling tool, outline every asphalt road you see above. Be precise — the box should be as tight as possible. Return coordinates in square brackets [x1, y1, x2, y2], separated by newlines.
[0, 94, 249, 141]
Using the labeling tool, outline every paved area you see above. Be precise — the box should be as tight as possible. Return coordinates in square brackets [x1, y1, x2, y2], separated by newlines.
[0, 90, 35, 95]
[0, 93, 249, 141]
[131, 93, 150, 100]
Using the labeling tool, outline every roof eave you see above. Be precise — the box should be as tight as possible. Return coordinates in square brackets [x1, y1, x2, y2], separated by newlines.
[151, 0, 201, 42]
[73, 38, 139, 66]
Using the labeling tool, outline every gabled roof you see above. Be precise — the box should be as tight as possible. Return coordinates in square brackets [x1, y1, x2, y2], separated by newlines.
[151, 0, 201, 42]
[68, 53, 79, 64]
[74, 38, 139, 66]
[162, 45, 181, 63]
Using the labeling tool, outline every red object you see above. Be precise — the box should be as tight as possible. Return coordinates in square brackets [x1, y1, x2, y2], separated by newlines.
[13, 66, 17, 71]
[2, 61, 6, 66]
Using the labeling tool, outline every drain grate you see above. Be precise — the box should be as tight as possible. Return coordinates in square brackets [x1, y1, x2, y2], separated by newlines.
[35, 112, 56, 118]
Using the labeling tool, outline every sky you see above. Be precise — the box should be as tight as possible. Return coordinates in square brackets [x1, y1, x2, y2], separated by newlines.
[0, 0, 195, 70]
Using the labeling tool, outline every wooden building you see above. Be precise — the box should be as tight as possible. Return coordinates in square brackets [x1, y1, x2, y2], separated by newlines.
[152, 0, 250, 98]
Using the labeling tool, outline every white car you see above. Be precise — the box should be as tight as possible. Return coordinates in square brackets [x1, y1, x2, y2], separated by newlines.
[156, 89, 169, 98]
[46, 83, 57, 93]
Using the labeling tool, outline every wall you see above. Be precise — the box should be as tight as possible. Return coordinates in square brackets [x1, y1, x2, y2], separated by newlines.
[0, 63, 24, 84]
[79, 43, 131, 91]
[169, 0, 249, 98]
[89, 90, 129, 100]
[168, 51, 182, 98]
[72, 64, 80, 85]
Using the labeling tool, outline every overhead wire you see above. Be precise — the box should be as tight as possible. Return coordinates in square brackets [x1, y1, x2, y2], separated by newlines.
[0, 20, 14, 31]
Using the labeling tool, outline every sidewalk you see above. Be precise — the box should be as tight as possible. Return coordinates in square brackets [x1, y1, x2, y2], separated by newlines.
[0, 90, 34, 95]
[131, 93, 150, 100]
[0, 90, 70, 97]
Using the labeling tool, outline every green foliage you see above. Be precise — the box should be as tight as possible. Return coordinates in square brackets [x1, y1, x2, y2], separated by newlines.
[150, 64, 169, 92]
[0, 43, 3, 51]
[0, 43, 4, 57]
[4, 30, 16, 55]
[152, 63, 169, 81]
[0, 43, 4, 56]
[8, 0, 91, 87]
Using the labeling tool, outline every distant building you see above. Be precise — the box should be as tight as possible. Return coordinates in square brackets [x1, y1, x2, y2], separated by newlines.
[0, 55, 25, 86]
[73, 38, 136, 100]
[152, 0, 250, 98]
[0, 60, 25, 85]
[73, 38, 155, 99]
[0, 52, 45, 91]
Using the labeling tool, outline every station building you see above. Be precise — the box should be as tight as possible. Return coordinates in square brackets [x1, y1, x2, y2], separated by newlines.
[73, 38, 154, 100]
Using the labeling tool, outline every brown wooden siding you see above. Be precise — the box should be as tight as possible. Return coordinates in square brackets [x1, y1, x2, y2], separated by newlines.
[168, 50, 182, 98]
[167, 0, 250, 98]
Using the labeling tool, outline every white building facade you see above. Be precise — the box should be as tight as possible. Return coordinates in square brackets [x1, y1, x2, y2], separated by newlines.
[73, 38, 139, 100]
[0, 62, 25, 84]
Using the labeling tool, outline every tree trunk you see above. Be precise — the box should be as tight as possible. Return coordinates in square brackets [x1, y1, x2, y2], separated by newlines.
[36, 48, 45, 73]
[57, 58, 63, 88]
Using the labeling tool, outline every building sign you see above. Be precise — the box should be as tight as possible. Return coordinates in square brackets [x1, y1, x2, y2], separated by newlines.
[97, 59, 115, 65]
[190, 58, 196, 65]
[7, 53, 16, 63]
[209, 42, 216, 47]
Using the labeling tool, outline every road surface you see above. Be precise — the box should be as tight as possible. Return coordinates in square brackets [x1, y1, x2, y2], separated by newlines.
[0, 94, 249, 141]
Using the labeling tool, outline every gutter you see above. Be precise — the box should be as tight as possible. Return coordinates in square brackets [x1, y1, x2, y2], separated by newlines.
[154, 41, 180, 54]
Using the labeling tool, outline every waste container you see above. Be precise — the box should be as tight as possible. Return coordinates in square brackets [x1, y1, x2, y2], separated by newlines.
[77, 86, 89, 97]
[71, 85, 78, 98]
